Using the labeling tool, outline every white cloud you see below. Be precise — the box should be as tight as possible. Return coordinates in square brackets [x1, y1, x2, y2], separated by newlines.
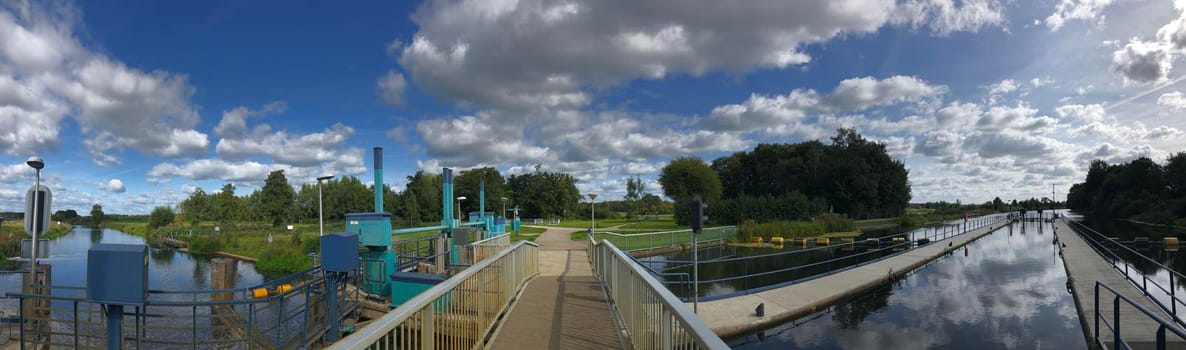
[214, 101, 286, 137]
[216, 123, 357, 167]
[1111, 39, 1173, 84]
[377, 70, 407, 106]
[0, 2, 209, 165]
[986, 79, 1018, 95]
[98, 179, 125, 193]
[1157, 91, 1186, 110]
[1045, 0, 1114, 31]
[1055, 103, 1106, 123]
[892, 0, 1008, 36]
[823, 75, 946, 110]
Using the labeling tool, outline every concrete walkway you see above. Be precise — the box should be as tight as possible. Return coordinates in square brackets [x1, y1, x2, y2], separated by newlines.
[1056, 219, 1181, 349]
[695, 219, 1010, 339]
[489, 227, 624, 350]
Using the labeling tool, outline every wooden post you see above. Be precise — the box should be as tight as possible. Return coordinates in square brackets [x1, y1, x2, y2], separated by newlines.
[21, 264, 51, 350]
[210, 258, 235, 342]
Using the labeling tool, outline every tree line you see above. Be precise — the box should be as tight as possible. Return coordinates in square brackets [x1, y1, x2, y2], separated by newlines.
[660, 129, 912, 224]
[1067, 153, 1186, 226]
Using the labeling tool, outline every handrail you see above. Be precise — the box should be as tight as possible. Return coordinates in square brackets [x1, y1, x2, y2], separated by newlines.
[328, 240, 540, 349]
[1068, 220, 1186, 326]
[591, 239, 729, 350]
[635, 214, 1006, 300]
[1094, 281, 1186, 349]
[471, 232, 509, 245]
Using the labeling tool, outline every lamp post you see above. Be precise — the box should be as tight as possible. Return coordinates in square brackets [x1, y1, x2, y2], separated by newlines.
[317, 175, 334, 236]
[588, 193, 597, 241]
[456, 196, 467, 223]
[26, 156, 43, 271]
[500, 197, 507, 219]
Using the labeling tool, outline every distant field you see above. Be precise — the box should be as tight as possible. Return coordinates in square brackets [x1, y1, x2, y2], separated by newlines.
[855, 218, 899, 228]
[619, 220, 685, 230]
[544, 219, 630, 229]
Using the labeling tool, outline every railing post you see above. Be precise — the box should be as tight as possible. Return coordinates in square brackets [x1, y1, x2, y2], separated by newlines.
[1158, 326, 1167, 350]
[1114, 296, 1121, 348]
[1095, 283, 1100, 347]
[421, 308, 434, 349]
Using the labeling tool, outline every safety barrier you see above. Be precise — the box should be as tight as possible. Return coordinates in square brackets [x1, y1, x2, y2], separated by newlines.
[1069, 220, 1186, 326]
[590, 238, 729, 350]
[597, 226, 737, 253]
[327, 240, 539, 350]
[1094, 281, 1186, 349]
[9, 267, 358, 349]
[637, 214, 1006, 300]
[470, 233, 511, 263]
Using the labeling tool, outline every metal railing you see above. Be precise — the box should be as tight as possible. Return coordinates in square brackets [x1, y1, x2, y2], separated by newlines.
[590, 238, 729, 350]
[637, 215, 1007, 300]
[470, 233, 510, 263]
[598, 226, 737, 254]
[328, 240, 539, 350]
[9, 266, 359, 349]
[1094, 281, 1186, 349]
[1068, 220, 1186, 326]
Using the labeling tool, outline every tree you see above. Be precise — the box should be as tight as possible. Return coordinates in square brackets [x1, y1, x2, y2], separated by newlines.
[403, 171, 442, 224]
[90, 204, 104, 226]
[454, 167, 508, 215]
[992, 197, 1005, 211]
[149, 206, 175, 229]
[507, 168, 581, 219]
[260, 170, 296, 227]
[659, 157, 722, 224]
[625, 176, 644, 219]
[179, 187, 213, 226]
[214, 183, 244, 224]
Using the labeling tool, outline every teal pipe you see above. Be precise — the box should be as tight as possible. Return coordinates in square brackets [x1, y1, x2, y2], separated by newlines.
[373, 147, 384, 212]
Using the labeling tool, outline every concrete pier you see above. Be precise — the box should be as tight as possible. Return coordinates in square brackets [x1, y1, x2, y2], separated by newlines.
[1055, 219, 1182, 349]
[694, 219, 1009, 339]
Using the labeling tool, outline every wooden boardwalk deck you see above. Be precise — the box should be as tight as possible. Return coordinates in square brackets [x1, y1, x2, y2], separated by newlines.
[695, 219, 1010, 338]
[488, 228, 624, 350]
[1055, 219, 1182, 349]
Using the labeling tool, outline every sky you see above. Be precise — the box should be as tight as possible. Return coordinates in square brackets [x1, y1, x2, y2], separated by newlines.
[2, 0, 1186, 215]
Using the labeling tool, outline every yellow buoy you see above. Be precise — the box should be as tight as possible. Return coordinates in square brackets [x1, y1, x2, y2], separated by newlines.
[816, 237, 830, 245]
[1165, 237, 1180, 246]
[771, 237, 784, 245]
[277, 284, 293, 293]
[252, 288, 268, 298]
[751, 237, 764, 243]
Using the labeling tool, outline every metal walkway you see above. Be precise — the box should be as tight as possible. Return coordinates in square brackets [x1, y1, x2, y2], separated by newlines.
[488, 227, 624, 350]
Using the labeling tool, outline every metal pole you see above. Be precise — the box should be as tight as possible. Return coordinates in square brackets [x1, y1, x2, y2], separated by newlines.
[693, 226, 699, 314]
[318, 181, 325, 237]
[31, 169, 39, 271]
[591, 199, 595, 242]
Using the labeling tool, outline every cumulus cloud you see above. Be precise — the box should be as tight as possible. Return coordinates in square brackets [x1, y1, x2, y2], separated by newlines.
[98, 179, 125, 193]
[1111, 39, 1173, 84]
[216, 123, 357, 167]
[214, 101, 286, 137]
[377, 70, 407, 106]
[0, 1, 209, 165]
[892, 0, 1008, 35]
[1044, 0, 1114, 31]
[985, 79, 1018, 95]
[1157, 91, 1186, 110]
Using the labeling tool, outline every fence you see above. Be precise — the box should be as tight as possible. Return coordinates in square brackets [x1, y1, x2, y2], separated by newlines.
[637, 215, 1006, 300]
[327, 240, 539, 350]
[469, 233, 510, 263]
[597, 226, 737, 254]
[1069, 220, 1186, 326]
[589, 238, 729, 350]
[8, 266, 358, 349]
[1094, 281, 1186, 349]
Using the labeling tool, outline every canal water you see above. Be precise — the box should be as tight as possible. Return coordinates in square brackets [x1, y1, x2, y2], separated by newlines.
[728, 219, 1088, 349]
[0, 226, 266, 313]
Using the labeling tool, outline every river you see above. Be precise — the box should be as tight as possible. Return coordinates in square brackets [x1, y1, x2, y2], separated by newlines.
[0, 226, 266, 313]
[728, 218, 1088, 349]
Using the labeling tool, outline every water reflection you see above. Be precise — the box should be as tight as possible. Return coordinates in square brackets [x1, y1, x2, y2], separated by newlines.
[730, 220, 1086, 350]
[0, 226, 266, 313]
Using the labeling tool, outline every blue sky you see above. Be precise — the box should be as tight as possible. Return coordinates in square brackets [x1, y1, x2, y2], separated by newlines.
[3, 0, 1186, 214]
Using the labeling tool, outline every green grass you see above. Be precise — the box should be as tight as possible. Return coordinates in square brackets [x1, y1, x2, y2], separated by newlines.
[544, 219, 631, 229]
[619, 220, 686, 230]
[596, 227, 736, 251]
[855, 218, 899, 228]
[517, 226, 546, 234]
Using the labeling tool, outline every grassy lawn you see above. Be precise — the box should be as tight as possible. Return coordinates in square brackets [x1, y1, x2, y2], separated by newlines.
[595, 227, 736, 251]
[855, 218, 899, 228]
[619, 220, 686, 230]
[542, 219, 631, 229]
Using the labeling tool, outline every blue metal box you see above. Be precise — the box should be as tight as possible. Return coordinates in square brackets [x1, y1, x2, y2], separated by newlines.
[87, 244, 148, 305]
[345, 212, 392, 247]
[321, 232, 360, 273]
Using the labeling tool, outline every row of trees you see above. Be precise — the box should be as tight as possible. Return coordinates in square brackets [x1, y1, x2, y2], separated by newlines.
[660, 129, 912, 224]
[1067, 154, 1186, 225]
[174, 166, 594, 227]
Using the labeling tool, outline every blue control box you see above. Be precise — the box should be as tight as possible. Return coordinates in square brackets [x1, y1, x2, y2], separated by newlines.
[87, 244, 148, 305]
[321, 232, 360, 273]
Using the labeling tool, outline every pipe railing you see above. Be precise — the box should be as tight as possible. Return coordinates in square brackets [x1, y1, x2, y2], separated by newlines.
[470, 233, 511, 263]
[590, 239, 729, 350]
[327, 240, 539, 350]
[1094, 281, 1186, 349]
[597, 226, 736, 253]
[637, 214, 1007, 300]
[1069, 220, 1186, 326]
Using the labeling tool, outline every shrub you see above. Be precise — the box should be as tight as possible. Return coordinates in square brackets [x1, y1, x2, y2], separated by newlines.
[302, 237, 320, 255]
[256, 248, 310, 275]
[187, 236, 222, 254]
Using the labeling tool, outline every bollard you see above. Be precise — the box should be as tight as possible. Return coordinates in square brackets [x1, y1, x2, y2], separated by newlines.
[755, 303, 765, 317]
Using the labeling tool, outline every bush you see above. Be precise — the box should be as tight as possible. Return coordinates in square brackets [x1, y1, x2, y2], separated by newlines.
[736, 216, 857, 241]
[302, 237, 320, 255]
[187, 236, 222, 254]
[709, 192, 827, 225]
[256, 248, 309, 275]
[149, 207, 175, 229]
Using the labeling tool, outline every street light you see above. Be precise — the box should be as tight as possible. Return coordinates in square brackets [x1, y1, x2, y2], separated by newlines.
[317, 175, 335, 236]
[456, 196, 467, 222]
[26, 156, 43, 272]
[500, 197, 507, 219]
[588, 193, 597, 241]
